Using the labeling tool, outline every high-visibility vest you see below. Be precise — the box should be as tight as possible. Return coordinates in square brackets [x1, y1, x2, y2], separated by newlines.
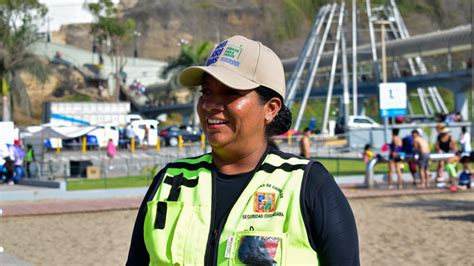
[25, 149, 34, 162]
[143, 152, 318, 265]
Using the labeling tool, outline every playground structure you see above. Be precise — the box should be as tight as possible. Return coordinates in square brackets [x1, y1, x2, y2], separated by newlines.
[284, 0, 471, 133]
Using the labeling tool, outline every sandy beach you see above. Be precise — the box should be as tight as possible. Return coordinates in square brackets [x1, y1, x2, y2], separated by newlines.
[1, 191, 473, 265]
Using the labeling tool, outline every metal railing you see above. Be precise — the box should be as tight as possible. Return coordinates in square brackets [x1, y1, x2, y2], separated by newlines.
[365, 152, 456, 188]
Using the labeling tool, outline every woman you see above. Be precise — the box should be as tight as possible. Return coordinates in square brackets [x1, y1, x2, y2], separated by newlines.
[388, 128, 403, 189]
[106, 139, 117, 169]
[435, 127, 456, 182]
[127, 35, 359, 265]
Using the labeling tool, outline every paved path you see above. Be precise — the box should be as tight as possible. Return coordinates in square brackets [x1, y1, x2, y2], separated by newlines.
[0, 183, 465, 266]
[0, 186, 457, 217]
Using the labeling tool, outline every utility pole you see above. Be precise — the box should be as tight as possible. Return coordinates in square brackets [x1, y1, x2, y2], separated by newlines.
[471, 0, 474, 138]
[46, 16, 52, 43]
[376, 20, 390, 144]
[352, 0, 358, 115]
[133, 31, 141, 60]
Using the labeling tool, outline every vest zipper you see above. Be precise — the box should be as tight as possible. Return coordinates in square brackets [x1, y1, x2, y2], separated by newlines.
[209, 206, 234, 264]
[206, 173, 258, 265]
[204, 148, 270, 265]
[204, 170, 217, 265]
[204, 170, 237, 265]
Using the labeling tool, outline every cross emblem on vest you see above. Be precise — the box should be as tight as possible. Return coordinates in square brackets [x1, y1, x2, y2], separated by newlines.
[164, 173, 199, 201]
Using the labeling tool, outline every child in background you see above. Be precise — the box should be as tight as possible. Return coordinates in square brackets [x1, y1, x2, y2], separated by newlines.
[458, 154, 471, 190]
[1, 157, 15, 185]
[445, 151, 462, 192]
[362, 144, 374, 164]
[458, 170, 471, 190]
[106, 139, 117, 170]
[402, 134, 417, 186]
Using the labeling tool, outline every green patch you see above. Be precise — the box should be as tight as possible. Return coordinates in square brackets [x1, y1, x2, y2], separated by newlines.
[317, 158, 389, 176]
[223, 46, 242, 59]
[66, 175, 153, 191]
[317, 158, 474, 177]
[65, 93, 91, 102]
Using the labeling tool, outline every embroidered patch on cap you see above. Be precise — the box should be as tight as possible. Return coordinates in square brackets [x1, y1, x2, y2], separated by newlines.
[219, 45, 242, 67]
[206, 40, 228, 66]
[254, 192, 276, 213]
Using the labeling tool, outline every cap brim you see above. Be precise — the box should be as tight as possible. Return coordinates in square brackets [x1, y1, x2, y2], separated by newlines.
[179, 66, 260, 91]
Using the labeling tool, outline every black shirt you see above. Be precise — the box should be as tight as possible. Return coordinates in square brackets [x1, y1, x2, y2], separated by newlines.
[127, 149, 359, 265]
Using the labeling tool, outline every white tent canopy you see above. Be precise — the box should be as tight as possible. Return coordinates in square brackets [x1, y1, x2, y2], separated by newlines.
[26, 125, 100, 139]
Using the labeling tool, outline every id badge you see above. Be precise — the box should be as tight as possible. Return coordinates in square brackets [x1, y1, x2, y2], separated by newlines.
[237, 235, 280, 265]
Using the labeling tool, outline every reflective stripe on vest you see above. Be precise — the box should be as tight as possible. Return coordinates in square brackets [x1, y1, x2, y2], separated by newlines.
[143, 152, 318, 265]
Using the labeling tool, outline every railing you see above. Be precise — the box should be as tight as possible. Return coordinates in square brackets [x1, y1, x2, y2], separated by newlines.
[364, 152, 456, 188]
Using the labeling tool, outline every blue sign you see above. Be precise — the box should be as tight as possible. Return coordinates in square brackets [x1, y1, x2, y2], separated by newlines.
[379, 83, 407, 118]
[380, 108, 407, 118]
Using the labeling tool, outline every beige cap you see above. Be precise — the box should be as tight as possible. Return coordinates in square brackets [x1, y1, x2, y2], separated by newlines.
[178, 35, 286, 99]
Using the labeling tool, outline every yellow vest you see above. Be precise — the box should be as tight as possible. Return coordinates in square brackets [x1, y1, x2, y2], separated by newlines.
[143, 152, 319, 265]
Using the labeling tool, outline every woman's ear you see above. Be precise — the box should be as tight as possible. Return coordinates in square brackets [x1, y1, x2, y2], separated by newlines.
[264, 97, 282, 124]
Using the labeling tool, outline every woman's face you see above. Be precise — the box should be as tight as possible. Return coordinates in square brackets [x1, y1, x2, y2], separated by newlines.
[197, 75, 267, 151]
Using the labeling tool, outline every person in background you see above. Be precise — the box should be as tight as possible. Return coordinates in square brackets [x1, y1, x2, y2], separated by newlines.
[412, 130, 431, 188]
[458, 168, 471, 190]
[459, 126, 472, 177]
[445, 151, 462, 192]
[1, 157, 15, 185]
[388, 128, 403, 189]
[299, 127, 312, 158]
[127, 35, 359, 265]
[402, 133, 417, 186]
[9, 140, 25, 183]
[435, 127, 456, 183]
[362, 144, 374, 164]
[143, 125, 149, 149]
[459, 126, 471, 154]
[0, 141, 9, 169]
[24, 144, 35, 178]
[125, 125, 135, 150]
[106, 139, 117, 170]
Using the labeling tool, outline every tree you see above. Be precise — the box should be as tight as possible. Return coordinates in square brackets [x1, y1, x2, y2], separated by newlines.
[161, 41, 212, 125]
[0, 0, 49, 121]
[87, 0, 135, 101]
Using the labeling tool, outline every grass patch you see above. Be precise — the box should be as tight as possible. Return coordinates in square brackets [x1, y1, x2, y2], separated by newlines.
[66, 175, 153, 191]
[317, 158, 389, 176]
[318, 158, 474, 177]
[65, 160, 474, 190]
[65, 92, 91, 102]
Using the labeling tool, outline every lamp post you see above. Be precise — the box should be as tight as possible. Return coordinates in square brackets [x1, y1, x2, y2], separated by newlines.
[375, 20, 390, 143]
[133, 31, 141, 58]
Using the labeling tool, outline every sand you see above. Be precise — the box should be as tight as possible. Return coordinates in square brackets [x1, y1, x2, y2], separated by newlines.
[1, 192, 473, 265]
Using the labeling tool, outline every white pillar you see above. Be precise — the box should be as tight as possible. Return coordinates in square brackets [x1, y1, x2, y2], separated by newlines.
[454, 90, 468, 121]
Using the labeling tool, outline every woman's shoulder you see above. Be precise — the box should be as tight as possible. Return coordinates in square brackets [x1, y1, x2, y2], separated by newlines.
[165, 153, 212, 168]
[268, 147, 312, 164]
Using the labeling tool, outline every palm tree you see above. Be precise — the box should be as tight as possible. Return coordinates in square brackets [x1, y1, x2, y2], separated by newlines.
[0, 0, 49, 121]
[87, 0, 136, 101]
[161, 41, 212, 126]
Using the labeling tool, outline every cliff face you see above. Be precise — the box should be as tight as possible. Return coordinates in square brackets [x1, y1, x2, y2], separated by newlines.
[59, 0, 471, 61]
[60, 0, 313, 60]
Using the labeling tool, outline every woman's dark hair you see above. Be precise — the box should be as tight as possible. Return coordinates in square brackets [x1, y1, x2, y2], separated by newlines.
[255, 86, 292, 137]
